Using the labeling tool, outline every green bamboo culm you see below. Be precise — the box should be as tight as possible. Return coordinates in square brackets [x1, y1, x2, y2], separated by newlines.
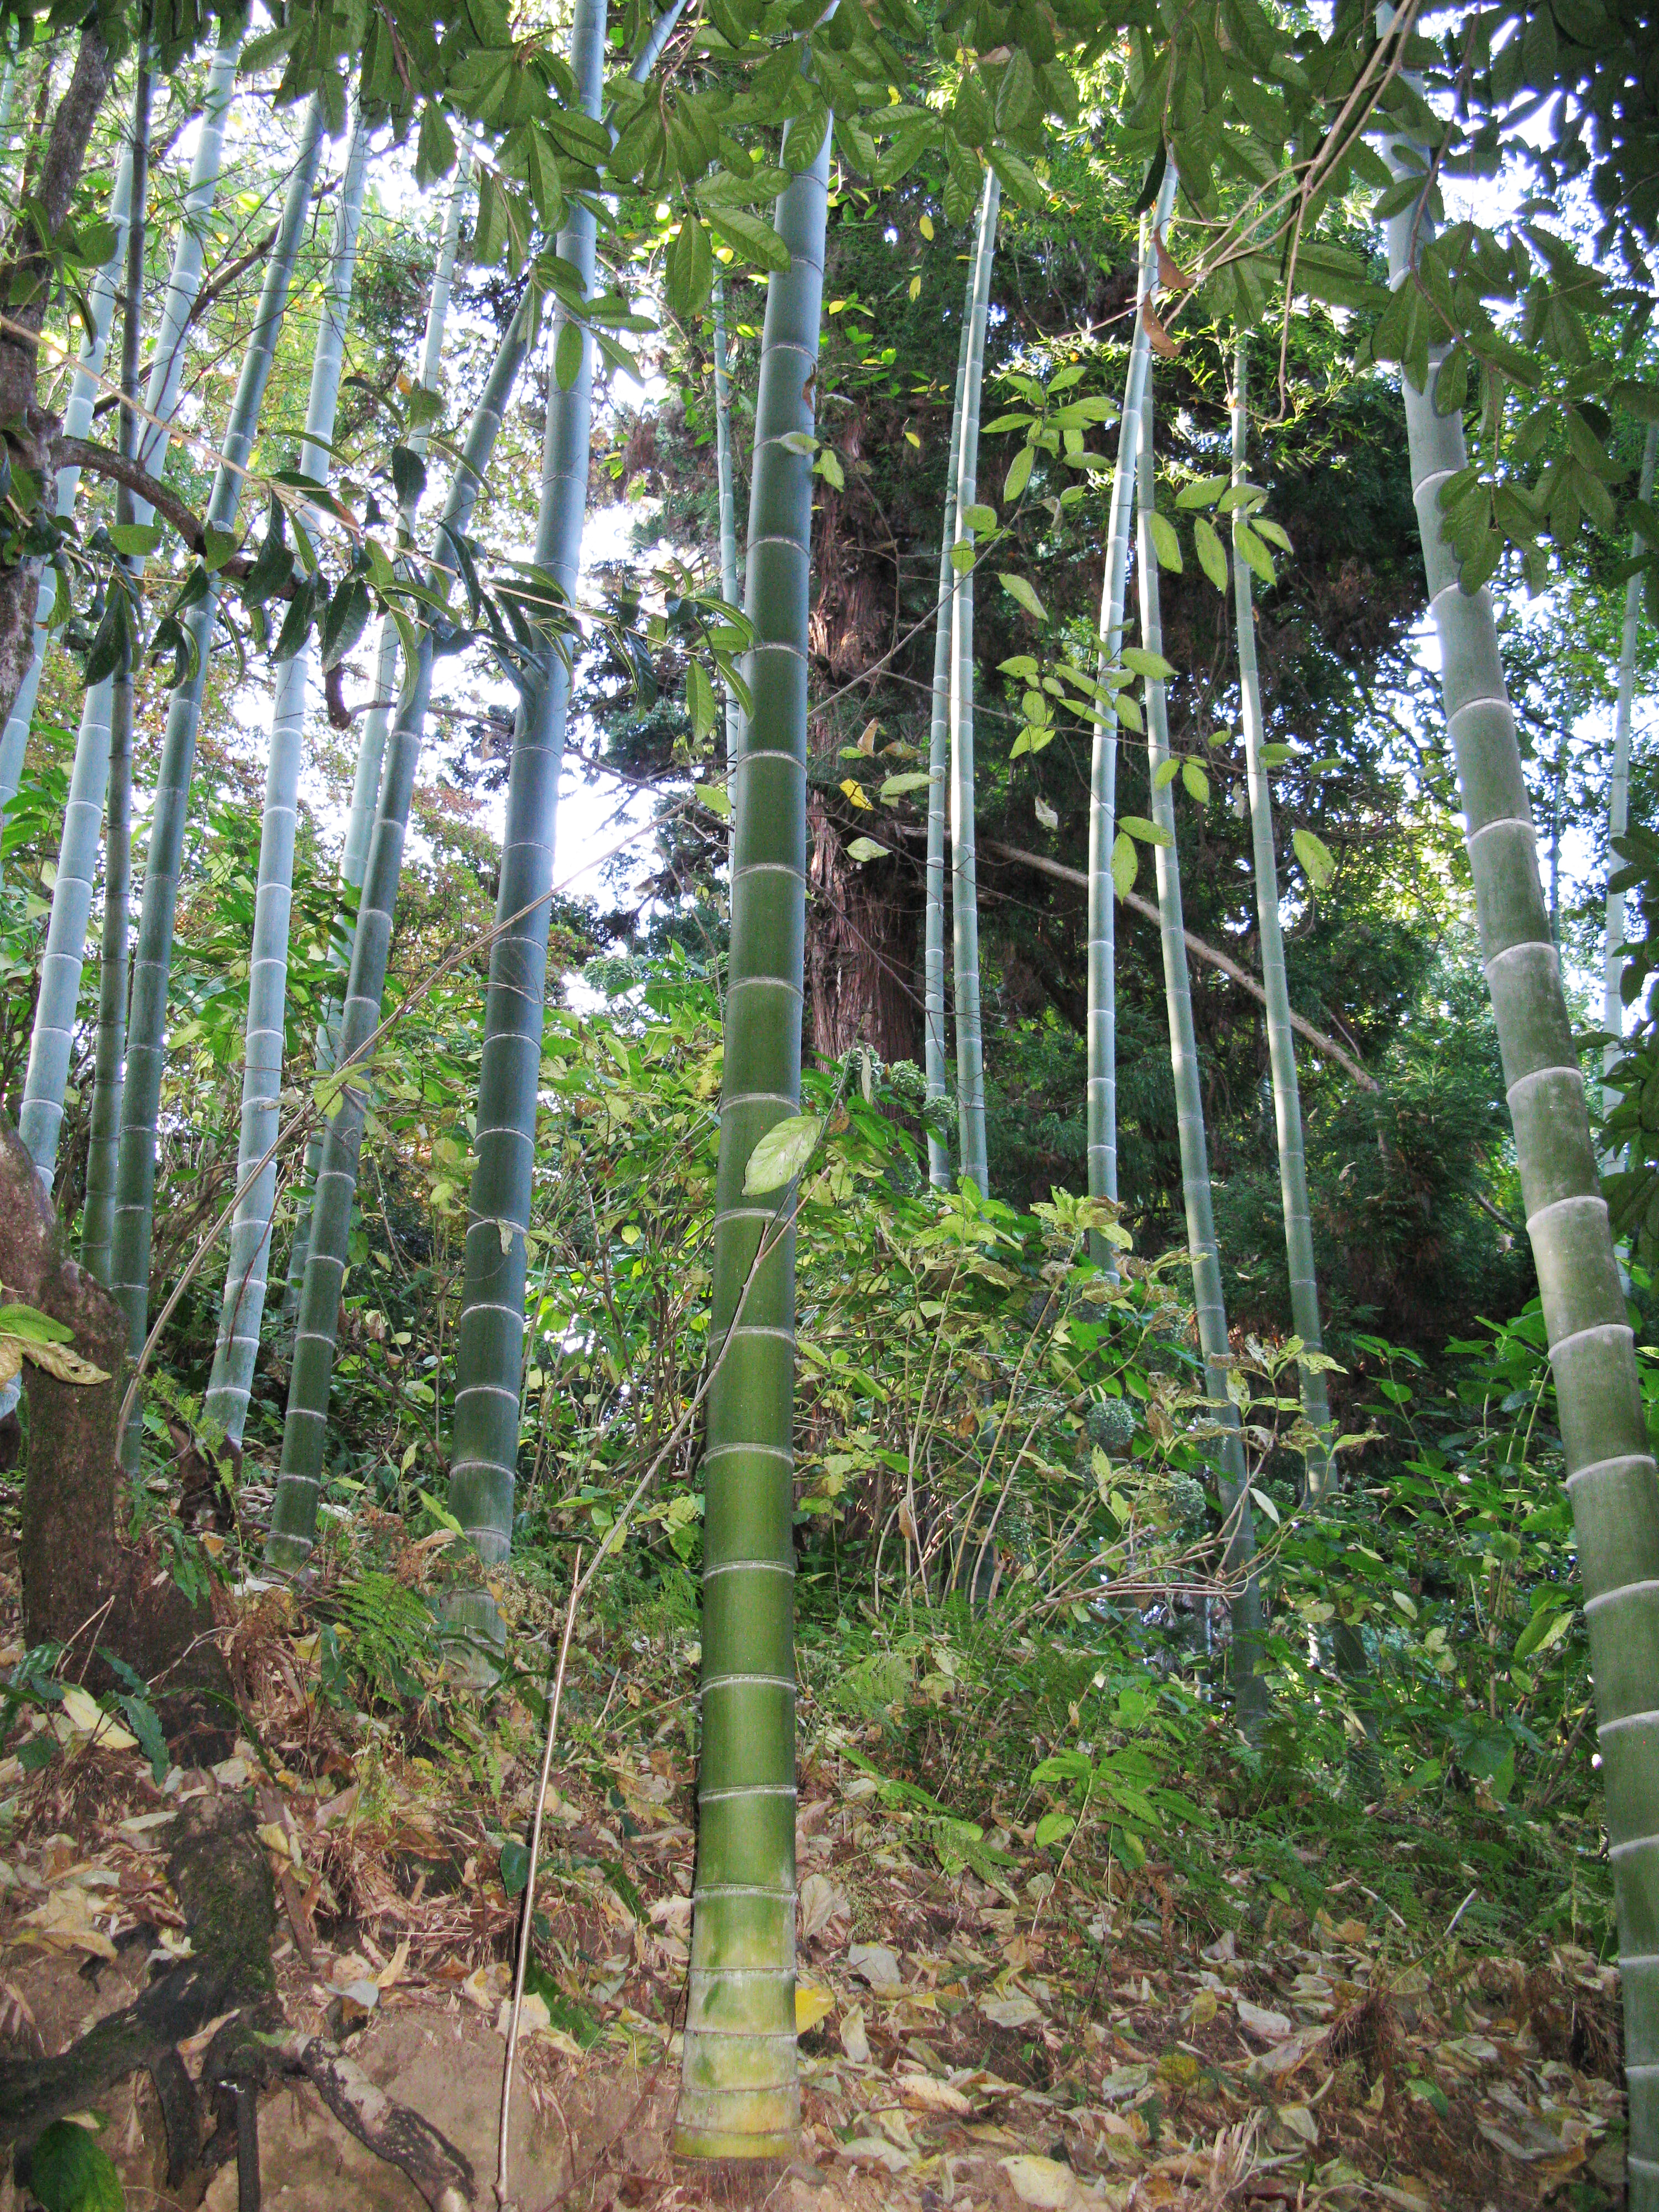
[1375, 34, 1659, 2193]
[712, 274, 745, 769]
[1085, 164, 1176, 1255]
[81, 37, 153, 1282]
[1230, 336, 1332, 1497]
[17, 25, 243, 1175]
[0, 148, 131, 831]
[948, 166, 999, 1195]
[1604, 419, 1657, 1126]
[674, 105, 832, 2166]
[923, 310, 971, 1190]
[444, 0, 609, 1648]
[1136, 364, 1266, 1731]
[107, 98, 328, 1464]
[201, 109, 371, 1447]
[265, 287, 542, 1571]
[281, 133, 474, 1328]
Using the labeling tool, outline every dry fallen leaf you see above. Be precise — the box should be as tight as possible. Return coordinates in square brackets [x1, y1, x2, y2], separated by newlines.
[1236, 1997, 1293, 2042]
[1001, 2153, 1087, 2208]
[898, 2070, 974, 2116]
[799, 1872, 849, 1941]
[848, 1941, 901, 1990]
[795, 1983, 835, 2033]
[59, 1687, 136, 1752]
[839, 2002, 870, 2063]
[980, 1990, 1045, 2030]
[1140, 296, 1181, 358]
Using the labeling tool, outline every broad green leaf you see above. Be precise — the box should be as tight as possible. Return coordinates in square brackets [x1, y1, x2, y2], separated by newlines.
[1253, 516, 1293, 554]
[107, 523, 161, 557]
[1233, 520, 1275, 585]
[1032, 1809, 1075, 1849]
[1292, 827, 1334, 887]
[1175, 474, 1228, 510]
[1182, 759, 1209, 804]
[1119, 815, 1171, 846]
[962, 502, 997, 533]
[27, 2121, 124, 2212]
[816, 445, 845, 489]
[1121, 646, 1175, 682]
[1111, 829, 1136, 896]
[879, 771, 932, 800]
[1004, 444, 1035, 502]
[999, 573, 1047, 621]
[1152, 756, 1181, 790]
[0, 1302, 73, 1344]
[744, 1114, 823, 1193]
[500, 1838, 530, 1896]
[555, 318, 584, 392]
[700, 200, 792, 274]
[847, 836, 890, 862]
[688, 661, 716, 744]
[201, 523, 240, 573]
[1193, 515, 1228, 591]
[1514, 1606, 1573, 1662]
[1147, 511, 1182, 571]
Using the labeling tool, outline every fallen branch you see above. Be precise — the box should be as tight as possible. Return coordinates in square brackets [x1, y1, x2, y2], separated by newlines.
[987, 839, 1380, 1092]
[285, 2036, 474, 2212]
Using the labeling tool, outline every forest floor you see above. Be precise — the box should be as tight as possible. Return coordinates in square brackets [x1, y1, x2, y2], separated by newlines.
[0, 1530, 1626, 2212]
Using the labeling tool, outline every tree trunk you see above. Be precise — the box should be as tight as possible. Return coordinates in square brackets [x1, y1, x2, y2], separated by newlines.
[807, 792, 921, 1067]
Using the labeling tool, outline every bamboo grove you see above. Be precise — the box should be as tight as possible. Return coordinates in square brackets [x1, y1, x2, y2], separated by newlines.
[0, 0, 1657, 2188]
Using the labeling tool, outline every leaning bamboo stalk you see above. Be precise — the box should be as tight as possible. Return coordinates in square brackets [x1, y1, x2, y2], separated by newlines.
[1136, 359, 1265, 1729]
[1231, 336, 1332, 1495]
[1604, 419, 1658, 1124]
[1086, 165, 1177, 1244]
[1376, 19, 1659, 2187]
[923, 312, 972, 1190]
[265, 285, 542, 1568]
[16, 28, 243, 1177]
[81, 39, 153, 1280]
[106, 100, 328, 1460]
[948, 166, 999, 1195]
[201, 109, 371, 1447]
[674, 102, 833, 2167]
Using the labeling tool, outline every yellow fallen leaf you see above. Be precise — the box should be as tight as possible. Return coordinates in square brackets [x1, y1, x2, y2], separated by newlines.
[377, 1936, 410, 1989]
[20, 1886, 117, 1960]
[795, 1983, 835, 2033]
[1002, 2154, 1087, 2209]
[898, 2070, 973, 2116]
[255, 1822, 299, 1864]
[59, 1686, 136, 1751]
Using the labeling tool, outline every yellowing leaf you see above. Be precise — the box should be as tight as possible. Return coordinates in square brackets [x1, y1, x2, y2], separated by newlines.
[59, 1687, 135, 1750]
[795, 1983, 836, 2032]
[1001, 2153, 1084, 2208]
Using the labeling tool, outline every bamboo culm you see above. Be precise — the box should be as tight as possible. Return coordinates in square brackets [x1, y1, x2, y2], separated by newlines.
[265, 288, 541, 1569]
[1604, 420, 1658, 1123]
[1086, 166, 1176, 1249]
[674, 106, 832, 2167]
[923, 315, 972, 1191]
[1136, 365, 1265, 1730]
[712, 275, 744, 770]
[81, 39, 153, 1280]
[201, 109, 371, 1447]
[281, 136, 475, 1322]
[17, 25, 243, 1176]
[948, 167, 998, 1195]
[444, 0, 609, 1645]
[1230, 337, 1332, 1495]
[106, 100, 328, 1463]
[1375, 30, 1659, 2190]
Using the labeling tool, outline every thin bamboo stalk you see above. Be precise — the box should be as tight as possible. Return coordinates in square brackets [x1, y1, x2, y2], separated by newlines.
[266, 286, 542, 1568]
[1377, 32, 1659, 2185]
[107, 99, 328, 1463]
[201, 108, 371, 1446]
[712, 274, 744, 768]
[1604, 420, 1658, 1123]
[1086, 167, 1176, 1253]
[81, 39, 153, 1280]
[924, 313, 971, 1190]
[673, 104, 832, 2167]
[16, 25, 243, 1174]
[1136, 364, 1265, 1730]
[948, 167, 998, 1195]
[1231, 336, 1332, 1495]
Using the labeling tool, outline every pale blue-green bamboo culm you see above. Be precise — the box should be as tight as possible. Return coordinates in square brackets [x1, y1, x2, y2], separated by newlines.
[947, 166, 998, 1195]
[1604, 419, 1658, 1127]
[1136, 364, 1265, 1730]
[1085, 164, 1176, 1255]
[16, 22, 243, 1177]
[201, 110, 371, 1448]
[675, 101, 832, 2170]
[923, 310, 970, 1190]
[106, 100, 328, 1465]
[264, 289, 542, 1569]
[282, 132, 475, 1324]
[712, 274, 744, 771]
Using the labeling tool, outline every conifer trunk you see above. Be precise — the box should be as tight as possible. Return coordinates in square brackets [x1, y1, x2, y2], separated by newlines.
[1137, 367, 1265, 1727]
[924, 312, 971, 1190]
[265, 292, 540, 1569]
[201, 111, 371, 1447]
[673, 107, 832, 2166]
[947, 169, 998, 1196]
[1379, 76, 1659, 2197]
[17, 28, 242, 1176]
[106, 101, 327, 1461]
[1605, 420, 1657, 1121]
[1231, 338, 1331, 1493]
[1085, 166, 1176, 1249]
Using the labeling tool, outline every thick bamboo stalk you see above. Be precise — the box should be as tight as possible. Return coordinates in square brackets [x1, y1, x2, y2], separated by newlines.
[17, 28, 243, 1175]
[265, 288, 541, 1568]
[444, 0, 609, 1641]
[1136, 367, 1265, 1729]
[948, 168, 998, 1195]
[106, 100, 327, 1461]
[201, 110, 371, 1446]
[1086, 166, 1177, 1241]
[712, 275, 744, 766]
[924, 314, 972, 1190]
[674, 106, 832, 2167]
[1231, 337, 1332, 1495]
[1378, 51, 1659, 2193]
[1604, 420, 1657, 1121]
[81, 40, 153, 1280]
[281, 133, 475, 1324]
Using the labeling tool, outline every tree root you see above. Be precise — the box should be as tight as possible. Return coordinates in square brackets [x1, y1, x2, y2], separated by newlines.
[0, 1789, 478, 2208]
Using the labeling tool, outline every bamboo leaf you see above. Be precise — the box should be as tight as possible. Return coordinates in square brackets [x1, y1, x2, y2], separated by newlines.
[555, 319, 584, 392]
[744, 1114, 823, 1193]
